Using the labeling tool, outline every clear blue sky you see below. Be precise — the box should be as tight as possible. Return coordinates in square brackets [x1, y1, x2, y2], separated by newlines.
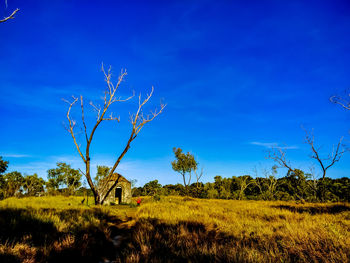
[1, 0, 349, 186]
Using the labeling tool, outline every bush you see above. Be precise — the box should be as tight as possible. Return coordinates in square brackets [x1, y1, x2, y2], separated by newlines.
[153, 194, 161, 201]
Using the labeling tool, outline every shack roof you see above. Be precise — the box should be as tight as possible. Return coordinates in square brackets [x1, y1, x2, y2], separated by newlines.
[108, 173, 130, 183]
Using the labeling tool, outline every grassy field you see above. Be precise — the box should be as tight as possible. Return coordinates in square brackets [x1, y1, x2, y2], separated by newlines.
[0, 196, 349, 262]
[0, 196, 136, 263]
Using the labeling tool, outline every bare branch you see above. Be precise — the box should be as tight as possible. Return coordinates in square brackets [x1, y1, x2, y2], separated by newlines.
[266, 147, 293, 172]
[101, 64, 128, 106]
[0, 8, 19, 23]
[195, 167, 203, 182]
[64, 65, 165, 205]
[102, 88, 165, 197]
[64, 97, 86, 163]
[330, 94, 350, 110]
[114, 92, 135, 102]
[89, 101, 101, 120]
[102, 112, 120, 122]
[80, 96, 88, 142]
[78, 168, 86, 176]
[131, 87, 166, 136]
[303, 127, 346, 179]
[187, 171, 192, 187]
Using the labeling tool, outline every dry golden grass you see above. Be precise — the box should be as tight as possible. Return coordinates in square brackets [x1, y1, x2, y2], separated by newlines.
[120, 197, 350, 262]
[0, 195, 349, 262]
[0, 196, 136, 263]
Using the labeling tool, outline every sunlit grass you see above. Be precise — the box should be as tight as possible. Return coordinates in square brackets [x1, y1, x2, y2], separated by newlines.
[124, 196, 350, 262]
[137, 197, 350, 235]
[0, 195, 349, 262]
[0, 195, 137, 263]
[1, 195, 94, 209]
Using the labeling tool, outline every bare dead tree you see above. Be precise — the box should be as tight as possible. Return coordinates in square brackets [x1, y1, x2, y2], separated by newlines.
[307, 165, 319, 201]
[303, 128, 346, 201]
[194, 167, 203, 187]
[64, 65, 165, 205]
[267, 147, 294, 175]
[237, 175, 253, 200]
[253, 167, 264, 196]
[304, 128, 346, 180]
[0, 7, 19, 23]
[194, 167, 203, 196]
[253, 166, 278, 200]
[330, 90, 350, 111]
[263, 167, 278, 200]
[266, 146, 305, 200]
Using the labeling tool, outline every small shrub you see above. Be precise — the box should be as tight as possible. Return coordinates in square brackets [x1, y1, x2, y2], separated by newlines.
[152, 194, 161, 201]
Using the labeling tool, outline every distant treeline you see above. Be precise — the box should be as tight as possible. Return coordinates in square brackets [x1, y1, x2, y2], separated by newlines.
[1, 156, 349, 202]
[0, 158, 87, 199]
[133, 169, 350, 202]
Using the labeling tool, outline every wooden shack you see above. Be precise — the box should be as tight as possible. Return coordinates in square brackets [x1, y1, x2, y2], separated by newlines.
[101, 173, 132, 204]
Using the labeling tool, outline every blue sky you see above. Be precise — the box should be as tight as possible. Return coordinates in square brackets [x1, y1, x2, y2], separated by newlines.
[1, 0, 349, 186]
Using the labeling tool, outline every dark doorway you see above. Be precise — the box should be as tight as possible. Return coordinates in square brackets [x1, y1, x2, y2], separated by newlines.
[115, 187, 122, 204]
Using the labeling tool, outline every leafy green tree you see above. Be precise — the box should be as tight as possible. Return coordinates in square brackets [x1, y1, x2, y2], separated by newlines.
[47, 162, 82, 195]
[321, 177, 341, 201]
[23, 174, 45, 196]
[213, 176, 232, 199]
[330, 177, 350, 202]
[254, 166, 279, 200]
[205, 182, 219, 199]
[172, 148, 197, 194]
[0, 157, 9, 199]
[143, 180, 162, 196]
[3, 171, 24, 198]
[94, 165, 111, 186]
[47, 167, 65, 192]
[163, 184, 186, 196]
[75, 187, 94, 197]
[293, 169, 310, 200]
[219, 185, 231, 199]
[188, 182, 205, 198]
[213, 175, 223, 193]
[131, 173, 349, 202]
[0, 156, 8, 174]
[132, 187, 144, 197]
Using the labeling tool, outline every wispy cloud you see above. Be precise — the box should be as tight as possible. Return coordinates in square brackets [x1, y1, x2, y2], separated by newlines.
[7, 155, 84, 179]
[250, 141, 298, 150]
[1, 153, 31, 158]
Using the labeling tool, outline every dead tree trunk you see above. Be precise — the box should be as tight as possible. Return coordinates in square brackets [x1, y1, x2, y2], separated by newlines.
[304, 128, 346, 201]
[64, 65, 165, 205]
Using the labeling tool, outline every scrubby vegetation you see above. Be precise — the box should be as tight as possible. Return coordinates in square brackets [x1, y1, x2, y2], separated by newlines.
[133, 173, 350, 202]
[1, 151, 349, 204]
[0, 196, 349, 262]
